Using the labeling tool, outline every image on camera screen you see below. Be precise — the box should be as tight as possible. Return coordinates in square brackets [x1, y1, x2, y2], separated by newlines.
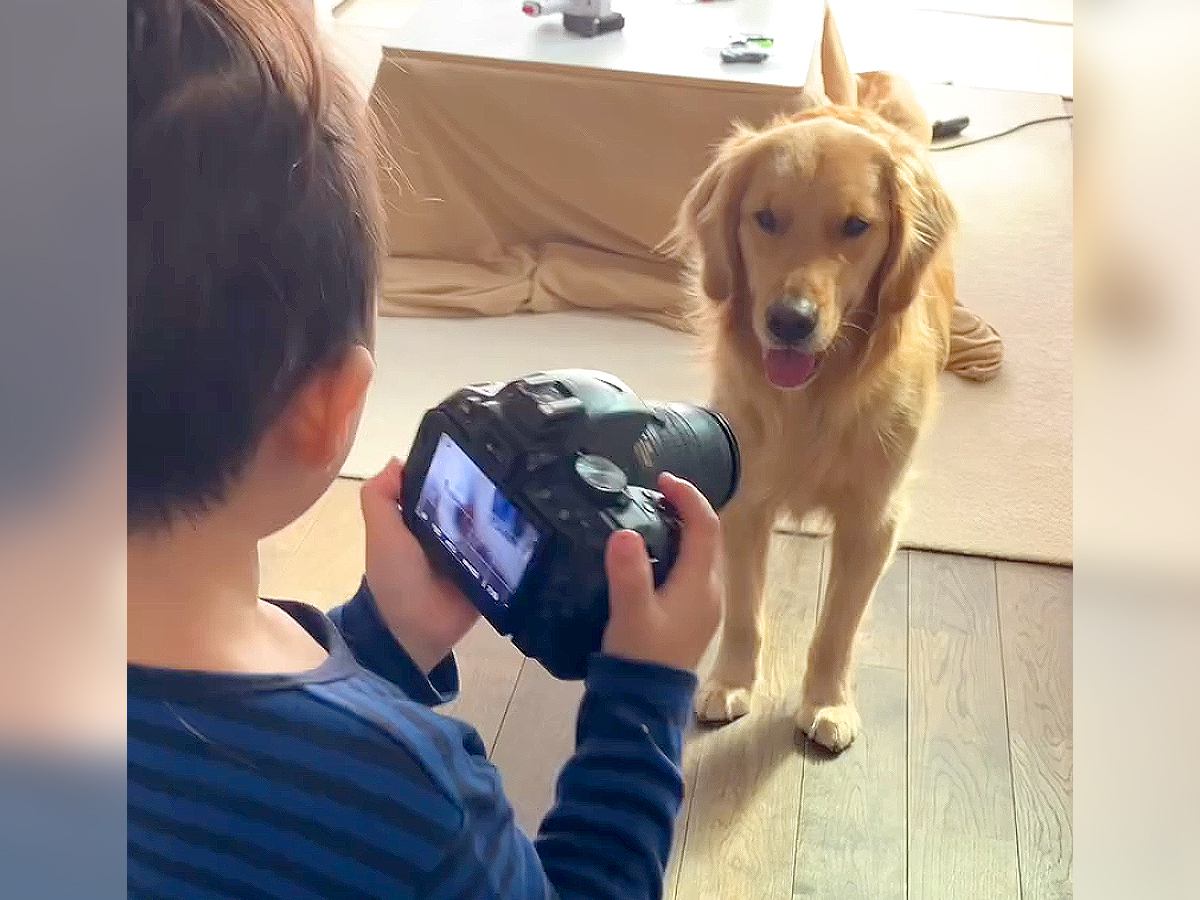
[415, 434, 541, 612]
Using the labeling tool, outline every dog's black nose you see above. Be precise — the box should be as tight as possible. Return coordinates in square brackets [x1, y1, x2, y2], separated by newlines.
[767, 299, 818, 344]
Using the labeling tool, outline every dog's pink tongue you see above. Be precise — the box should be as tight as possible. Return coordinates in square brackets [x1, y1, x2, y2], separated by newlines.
[765, 349, 817, 389]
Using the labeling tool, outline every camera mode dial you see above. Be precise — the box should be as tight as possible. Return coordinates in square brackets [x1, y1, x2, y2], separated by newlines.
[573, 453, 628, 507]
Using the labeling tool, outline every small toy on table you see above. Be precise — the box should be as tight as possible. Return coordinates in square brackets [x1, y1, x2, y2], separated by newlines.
[521, 0, 625, 37]
[720, 34, 773, 65]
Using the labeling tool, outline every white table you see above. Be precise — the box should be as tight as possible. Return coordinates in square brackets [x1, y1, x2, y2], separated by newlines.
[379, 0, 823, 88]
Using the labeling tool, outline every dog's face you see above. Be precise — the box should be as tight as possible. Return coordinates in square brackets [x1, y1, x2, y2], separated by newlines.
[739, 118, 892, 387]
[674, 110, 954, 390]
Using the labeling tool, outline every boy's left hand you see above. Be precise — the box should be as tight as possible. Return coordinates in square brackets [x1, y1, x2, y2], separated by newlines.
[360, 458, 480, 673]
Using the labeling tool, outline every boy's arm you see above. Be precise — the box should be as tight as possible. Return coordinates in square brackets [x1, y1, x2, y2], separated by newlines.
[535, 654, 695, 898]
[422, 654, 695, 900]
[327, 578, 459, 707]
[360, 466, 715, 897]
[338, 459, 480, 704]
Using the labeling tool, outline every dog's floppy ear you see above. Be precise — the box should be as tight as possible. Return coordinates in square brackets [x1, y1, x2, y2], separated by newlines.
[875, 140, 956, 317]
[664, 129, 760, 303]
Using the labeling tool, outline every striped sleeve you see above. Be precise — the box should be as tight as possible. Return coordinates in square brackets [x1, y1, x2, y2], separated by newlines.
[422, 654, 696, 900]
[327, 578, 459, 706]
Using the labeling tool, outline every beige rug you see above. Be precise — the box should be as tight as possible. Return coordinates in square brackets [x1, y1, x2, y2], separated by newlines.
[344, 86, 1071, 564]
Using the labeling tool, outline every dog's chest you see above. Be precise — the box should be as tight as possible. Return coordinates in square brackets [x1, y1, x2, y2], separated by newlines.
[777, 409, 851, 489]
[752, 394, 901, 511]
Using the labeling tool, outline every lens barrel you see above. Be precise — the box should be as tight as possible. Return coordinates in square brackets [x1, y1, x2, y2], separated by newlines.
[631, 404, 740, 510]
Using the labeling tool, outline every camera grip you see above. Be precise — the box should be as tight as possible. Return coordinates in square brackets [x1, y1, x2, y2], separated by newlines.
[622, 487, 681, 589]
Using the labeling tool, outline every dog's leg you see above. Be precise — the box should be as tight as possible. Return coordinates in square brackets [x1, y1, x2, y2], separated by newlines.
[797, 503, 900, 752]
[695, 498, 774, 724]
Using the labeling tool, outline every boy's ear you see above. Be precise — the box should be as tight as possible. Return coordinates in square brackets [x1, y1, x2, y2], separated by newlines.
[282, 345, 375, 469]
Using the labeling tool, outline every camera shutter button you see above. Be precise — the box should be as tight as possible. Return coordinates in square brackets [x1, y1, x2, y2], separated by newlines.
[574, 454, 628, 507]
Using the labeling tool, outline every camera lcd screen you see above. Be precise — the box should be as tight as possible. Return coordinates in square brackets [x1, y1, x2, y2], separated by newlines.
[415, 433, 541, 614]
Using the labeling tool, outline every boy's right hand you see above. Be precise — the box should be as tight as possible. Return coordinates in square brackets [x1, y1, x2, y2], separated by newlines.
[361, 458, 480, 674]
[601, 473, 722, 673]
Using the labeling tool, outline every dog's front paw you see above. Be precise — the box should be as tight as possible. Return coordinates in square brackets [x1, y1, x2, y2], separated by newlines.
[796, 701, 861, 753]
[695, 681, 754, 724]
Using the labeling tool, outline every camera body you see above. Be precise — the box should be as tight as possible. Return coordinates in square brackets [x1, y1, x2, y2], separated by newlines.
[402, 370, 738, 679]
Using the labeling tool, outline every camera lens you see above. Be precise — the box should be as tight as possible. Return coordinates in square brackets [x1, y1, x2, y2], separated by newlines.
[627, 404, 741, 510]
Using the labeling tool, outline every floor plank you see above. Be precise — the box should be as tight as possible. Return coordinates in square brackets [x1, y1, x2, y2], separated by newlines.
[997, 561, 1073, 899]
[673, 534, 823, 900]
[488, 660, 585, 834]
[908, 553, 1019, 899]
[439, 618, 524, 752]
[665, 597, 729, 900]
[664, 730, 703, 899]
[794, 552, 909, 899]
[795, 665, 907, 900]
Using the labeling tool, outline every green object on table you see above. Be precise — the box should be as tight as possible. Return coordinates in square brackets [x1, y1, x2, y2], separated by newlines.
[730, 33, 773, 49]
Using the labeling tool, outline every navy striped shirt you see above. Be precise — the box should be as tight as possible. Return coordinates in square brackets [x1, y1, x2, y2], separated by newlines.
[128, 581, 696, 898]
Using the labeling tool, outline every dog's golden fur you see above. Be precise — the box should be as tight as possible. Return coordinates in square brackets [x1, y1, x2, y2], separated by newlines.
[666, 11, 960, 752]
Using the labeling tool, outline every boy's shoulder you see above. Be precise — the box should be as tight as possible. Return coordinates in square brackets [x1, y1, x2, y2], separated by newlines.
[128, 663, 505, 893]
[129, 659, 490, 817]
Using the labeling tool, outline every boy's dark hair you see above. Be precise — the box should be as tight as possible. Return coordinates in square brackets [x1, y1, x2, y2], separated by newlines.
[127, 0, 383, 529]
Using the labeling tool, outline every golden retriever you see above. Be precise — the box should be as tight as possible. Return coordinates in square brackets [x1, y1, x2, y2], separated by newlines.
[667, 9, 970, 752]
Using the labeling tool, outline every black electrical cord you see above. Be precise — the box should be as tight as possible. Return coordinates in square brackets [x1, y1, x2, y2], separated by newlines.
[930, 113, 1074, 151]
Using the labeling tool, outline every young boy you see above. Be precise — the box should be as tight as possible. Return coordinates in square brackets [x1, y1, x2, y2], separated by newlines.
[126, 3, 721, 898]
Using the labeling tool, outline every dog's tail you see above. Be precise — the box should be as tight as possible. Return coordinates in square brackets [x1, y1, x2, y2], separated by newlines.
[947, 303, 1004, 381]
[804, 2, 857, 108]
[801, 4, 935, 145]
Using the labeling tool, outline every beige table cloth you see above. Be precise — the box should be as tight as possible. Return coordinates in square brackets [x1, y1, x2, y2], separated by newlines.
[371, 51, 803, 329]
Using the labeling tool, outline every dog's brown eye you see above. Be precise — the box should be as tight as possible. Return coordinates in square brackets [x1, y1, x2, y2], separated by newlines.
[842, 216, 870, 238]
[754, 209, 779, 234]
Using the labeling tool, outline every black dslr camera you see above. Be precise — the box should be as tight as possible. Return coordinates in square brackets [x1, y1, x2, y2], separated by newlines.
[401, 370, 740, 679]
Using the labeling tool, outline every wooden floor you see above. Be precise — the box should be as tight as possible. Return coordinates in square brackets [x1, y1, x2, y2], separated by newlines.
[261, 479, 1072, 899]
